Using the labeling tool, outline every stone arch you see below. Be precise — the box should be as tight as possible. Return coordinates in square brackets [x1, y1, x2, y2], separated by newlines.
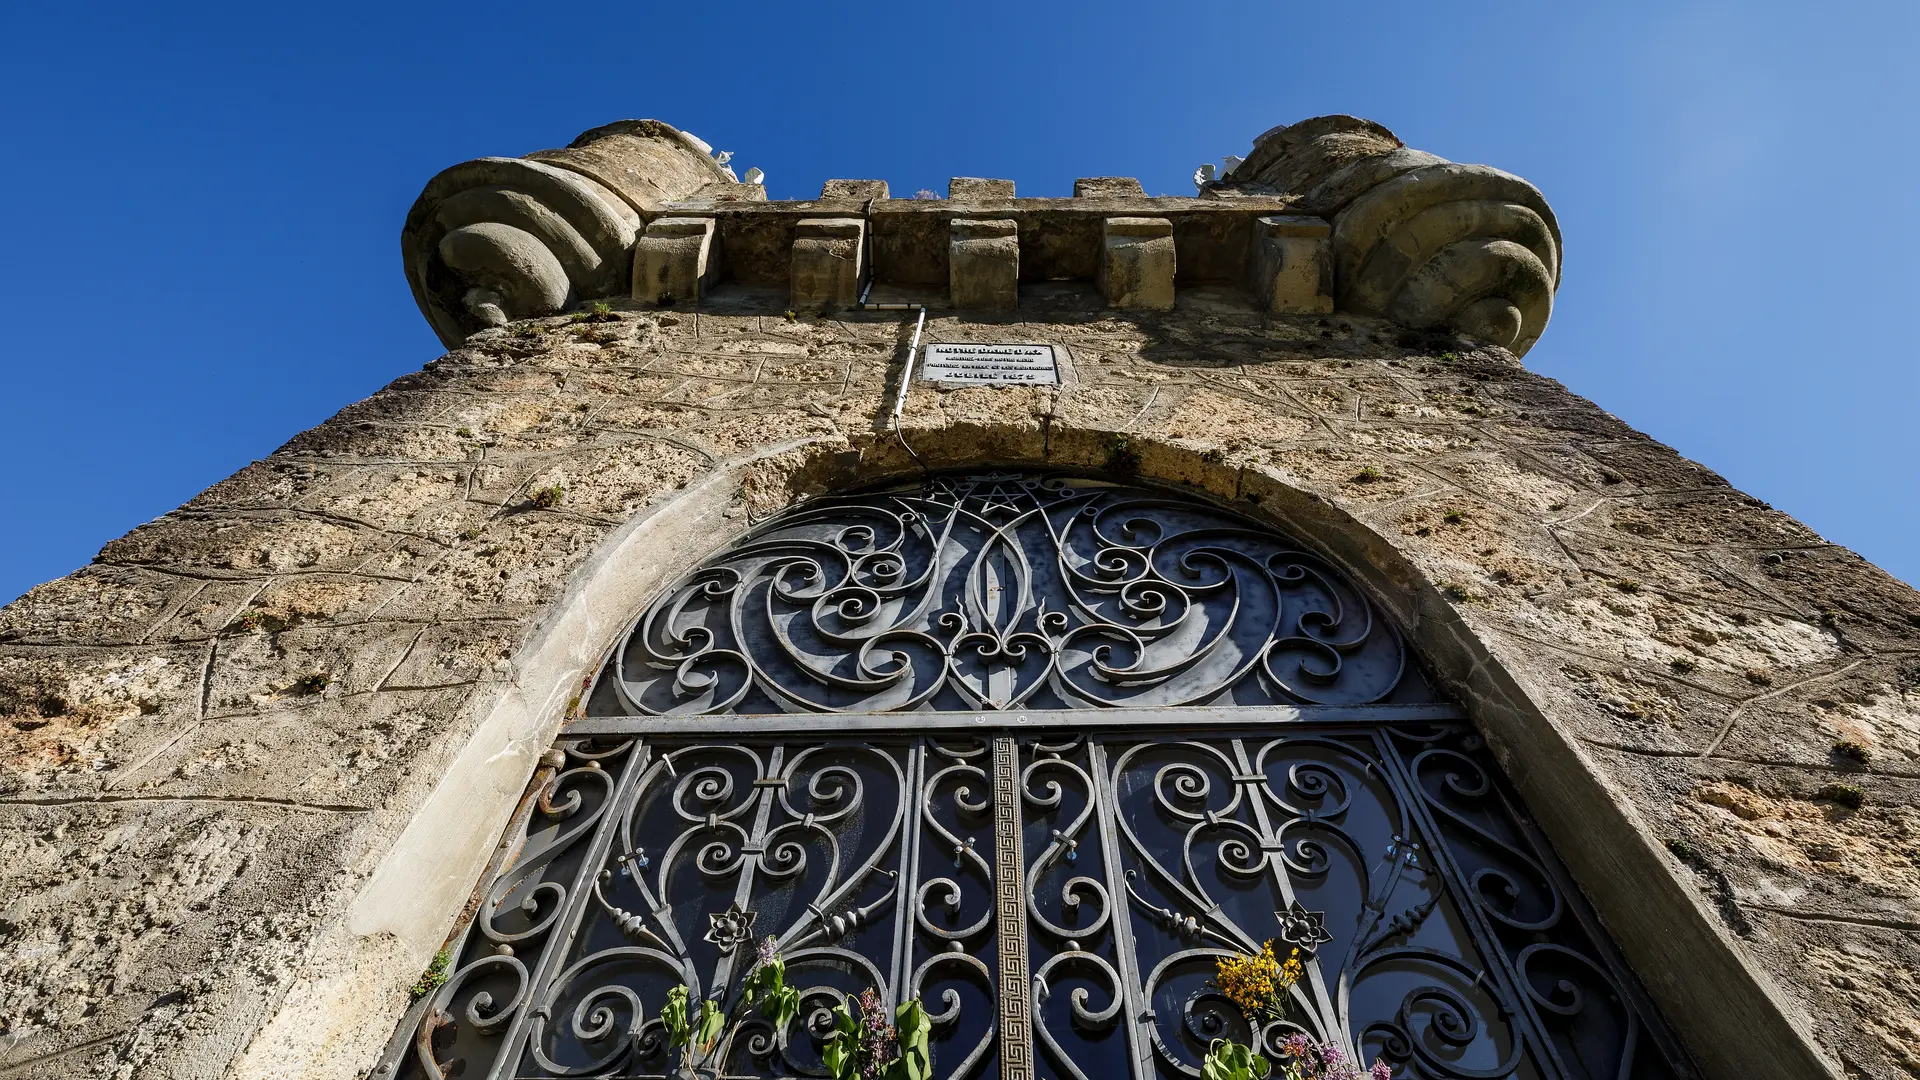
[274, 429, 1831, 1080]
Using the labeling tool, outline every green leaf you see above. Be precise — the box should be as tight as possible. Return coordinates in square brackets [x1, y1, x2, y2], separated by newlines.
[744, 955, 785, 1005]
[761, 985, 800, 1032]
[662, 985, 691, 1050]
[1202, 1038, 1268, 1080]
[696, 997, 725, 1050]
[891, 998, 931, 1080]
[821, 1002, 860, 1080]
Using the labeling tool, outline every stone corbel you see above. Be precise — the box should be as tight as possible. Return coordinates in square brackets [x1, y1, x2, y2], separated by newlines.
[1250, 215, 1334, 314]
[949, 218, 1019, 310]
[632, 216, 720, 304]
[1099, 217, 1175, 310]
[790, 218, 865, 311]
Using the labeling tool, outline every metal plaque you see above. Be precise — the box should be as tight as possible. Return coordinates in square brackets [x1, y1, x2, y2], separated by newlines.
[920, 343, 1059, 385]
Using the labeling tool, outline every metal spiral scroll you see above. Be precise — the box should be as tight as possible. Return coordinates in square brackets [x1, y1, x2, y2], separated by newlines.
[1104, 733, 1549, 1080]
[594, 473, 1411, 716]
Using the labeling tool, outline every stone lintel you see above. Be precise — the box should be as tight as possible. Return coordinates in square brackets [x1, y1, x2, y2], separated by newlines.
[791, 217, 866, 310]
[949, 177, 1015, 200]
[949, 218, 1019, 310]
[820, 179, 889, 200]
[632, 216, 719, 304]
[1250, 214, 1334, 315]
[1099, 216, 1175, 310]
[1075, 176, 1147, 198]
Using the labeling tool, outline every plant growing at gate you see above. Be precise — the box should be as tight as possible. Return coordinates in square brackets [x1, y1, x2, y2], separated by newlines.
[659, 936, 801, 1077]
[1202, 942, 1391, 1080]
[657, 937, 928, 1080]
[821, 987, 930, 1080]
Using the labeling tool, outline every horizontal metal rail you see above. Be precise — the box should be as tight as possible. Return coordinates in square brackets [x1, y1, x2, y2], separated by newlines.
[566, 702, 1465, 737]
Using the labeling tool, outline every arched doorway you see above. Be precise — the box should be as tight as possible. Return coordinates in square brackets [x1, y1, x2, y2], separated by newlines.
[384, 473, 1692, 1080]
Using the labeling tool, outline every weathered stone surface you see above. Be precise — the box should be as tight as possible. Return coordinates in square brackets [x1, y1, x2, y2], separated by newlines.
[948, 217, 1018, 310]
[1074, 176, 1147, 198]
[819, 179, 888, 200]
[948, 176, 1014, 200]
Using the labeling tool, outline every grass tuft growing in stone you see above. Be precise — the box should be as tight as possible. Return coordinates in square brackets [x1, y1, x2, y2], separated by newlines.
[410, 947, 452, 1002]
[530, 484, 566, 510]
[1813, 782, 1865, 810]
[1442, 509, 1465, 525]
[1103, 433, 1141, 476]
[1669, 658, 1698, 675]
[294, 672, 331, 695]
[1831, 739, 1871, 766]
[1613, 579, 1642, 594]
[1351, 466, 1384, 484]
[572, 301, 619, 324]
[1663, 837, 1701, 864]
[1438, 581, 1476, 602]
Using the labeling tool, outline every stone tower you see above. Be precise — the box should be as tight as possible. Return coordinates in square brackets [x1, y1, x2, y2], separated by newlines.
[1, 117, 1915, 1080]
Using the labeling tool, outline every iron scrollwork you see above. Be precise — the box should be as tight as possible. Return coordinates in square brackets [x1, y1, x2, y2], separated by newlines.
[381, 473, 1691, 1080]
[590, 474, 1423, 716]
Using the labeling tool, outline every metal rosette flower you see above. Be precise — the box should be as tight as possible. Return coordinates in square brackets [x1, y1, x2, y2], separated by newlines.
[401, 119, 740, 346]
[1219, 115, 1562, 356]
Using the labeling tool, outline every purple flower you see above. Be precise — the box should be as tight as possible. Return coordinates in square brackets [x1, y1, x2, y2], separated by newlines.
[756, 935, 778, 964]
[855, 987, 896, 1080]
[1280, 1034, 1314, 1062]
[1370, 1061, 1393, 1080]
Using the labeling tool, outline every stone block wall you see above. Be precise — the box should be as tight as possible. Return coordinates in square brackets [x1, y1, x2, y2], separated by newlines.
[1, 290, 1916, 1079]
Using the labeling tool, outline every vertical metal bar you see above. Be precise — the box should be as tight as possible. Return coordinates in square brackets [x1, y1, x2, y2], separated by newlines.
[485, 740, 653, 1080]
[713, 744, 786, 1000]
[1088, 738, 1154, 1080]
[1371, 728, 1559, 1078]
[892, 739, 926, 1001]
[1231, 737, 1347, 1050]
[992, 736, 1033, 1080]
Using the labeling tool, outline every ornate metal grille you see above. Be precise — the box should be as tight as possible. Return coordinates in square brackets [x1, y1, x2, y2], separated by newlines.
[378, 474, 1693, 1080]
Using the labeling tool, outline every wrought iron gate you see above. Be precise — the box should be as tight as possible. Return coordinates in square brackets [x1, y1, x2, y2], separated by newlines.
[377, 474, 1692, 1080]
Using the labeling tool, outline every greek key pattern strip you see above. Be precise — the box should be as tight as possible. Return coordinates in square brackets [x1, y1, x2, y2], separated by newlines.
[992, 737, 1033, 1080]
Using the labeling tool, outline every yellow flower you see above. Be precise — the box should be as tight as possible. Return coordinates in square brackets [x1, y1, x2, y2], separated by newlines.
[1214, 941, 1304, 1018]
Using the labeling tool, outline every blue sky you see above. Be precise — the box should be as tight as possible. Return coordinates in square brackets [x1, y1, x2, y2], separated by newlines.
[1, 1, 1915, 603]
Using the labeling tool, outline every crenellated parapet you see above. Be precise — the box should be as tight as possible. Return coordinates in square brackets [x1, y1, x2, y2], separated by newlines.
[402, 115, 1561, 356]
